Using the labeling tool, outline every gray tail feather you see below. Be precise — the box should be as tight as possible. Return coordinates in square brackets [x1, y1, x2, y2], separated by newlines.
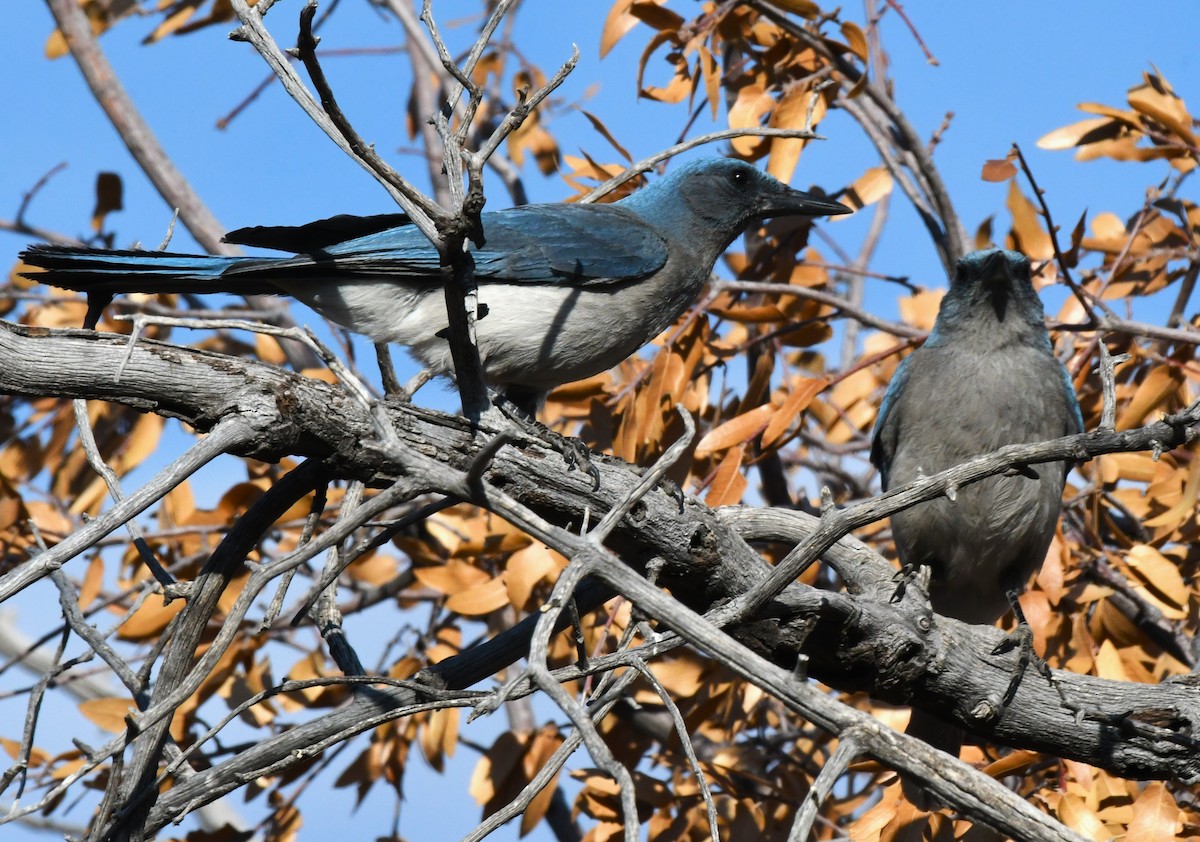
[18, 245, 283, 296]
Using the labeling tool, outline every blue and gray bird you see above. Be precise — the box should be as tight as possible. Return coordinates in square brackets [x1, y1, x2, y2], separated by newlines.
[870, 248, 1083, 763]
[20, 158, 848, 413]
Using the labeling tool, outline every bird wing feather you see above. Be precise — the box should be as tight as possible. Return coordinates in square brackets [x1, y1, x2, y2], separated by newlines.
[870, 353, 914, 487]
[302, 204, 669, 286]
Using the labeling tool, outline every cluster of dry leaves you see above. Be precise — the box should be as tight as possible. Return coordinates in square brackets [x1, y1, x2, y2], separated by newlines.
[2, 1, 1198, 841]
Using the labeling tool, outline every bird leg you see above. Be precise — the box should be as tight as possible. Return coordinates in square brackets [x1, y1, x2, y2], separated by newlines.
[990, 588, 1052, 706]
[491, 393, 601, 490]
[888, 562, 931, 605]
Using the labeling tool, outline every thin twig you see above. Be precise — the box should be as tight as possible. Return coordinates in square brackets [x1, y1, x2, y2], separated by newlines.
[581, 127, 827, 203]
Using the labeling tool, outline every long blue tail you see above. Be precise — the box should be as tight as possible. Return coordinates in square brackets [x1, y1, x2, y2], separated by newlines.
[18, 245, 280, 296]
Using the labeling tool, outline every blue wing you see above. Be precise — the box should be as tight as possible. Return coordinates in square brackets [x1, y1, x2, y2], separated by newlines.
[320, 203, 669, 287]
[1060, 361, 1085, 434]
[870, 354, 914, 489]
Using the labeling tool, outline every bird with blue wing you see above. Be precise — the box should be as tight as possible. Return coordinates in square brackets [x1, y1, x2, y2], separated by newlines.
[870, 248, 1083, 779]
[19, 158, 848, 416]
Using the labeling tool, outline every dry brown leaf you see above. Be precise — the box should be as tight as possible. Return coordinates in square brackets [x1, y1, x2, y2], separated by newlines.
[728, 84, 774, 157]
[705, 444, 748, 507]
[762, 377, 828, 448]
[628, 0, 684, 31]
[981, 158, 1018, 182]
[600, 0, 659, 57]
[695, 404, 774, 456]
[115, 595, 184, 641]
[767, 84, 822, 183]
[1124, 544, 1189, 610]
[981, 749, 1040, 779]
[521, 726, 565, 835]
[1006, 179, 1053, 260]
[419, 707, 458, 773]
[842, 166, 893, 212]
[444, 575, 510, 616]
[91, 172, 123, 233]
[579, 110, 632, 163]
[1143, 455, 1200, 530]
[1127, 72, 1196, 146]
[698, 44, 720, 120]
[762, 0, 820, 16]
[114, 412, 165, 476]
[25, 501, 72, 544]
[897, 289, 943, 331]
[1057, 792, 1108, 840]
[413, 559, 491, 595]
[1117, 365, 1184, 430]
[1094, 639, 1131, 683]
[840, 21, 868, 62]
[79, 698, 133, 733]
[505, 543, 560, 609]
[78, 555, 104, 610]
[1037, 117, 1124, 151]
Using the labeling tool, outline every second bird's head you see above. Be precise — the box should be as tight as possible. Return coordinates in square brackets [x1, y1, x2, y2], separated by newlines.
[930, 247, 1051, 344]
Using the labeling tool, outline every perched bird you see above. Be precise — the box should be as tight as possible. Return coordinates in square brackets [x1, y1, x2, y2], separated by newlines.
[20, 158, 848, 414]
[870, 248, 1083, 764]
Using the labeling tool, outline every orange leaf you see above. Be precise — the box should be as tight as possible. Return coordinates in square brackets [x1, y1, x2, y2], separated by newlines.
[600, 0, 667, 57]
[413, 559, 491, 595]
[79, 555, 104, 610]
[1037, 117, 1122, 151]
[728, 84, 774, 157]
[840, 21, 868, 62]
[1117, 365, 1184, 430]
[628, 0, 684, 31]
[705, 445, 747, 507]
[1006, 179, 1053, 261]
[842, 166, 893, 212]
[763, 0, 819, 16]
[579, 110, 632, 162]
[91, 172, 123, 233]
[1057, 793, 1107, 840]
[1124, 544, 1189, 617]
[980, 158, 1017, 182]
[695, 404, 775, 456]
[79, 698, 133, 733]
[1127, 782, 1183, 842]
[762, 377, 828, 447]
[116, 595, 184, 641]
[767, 84, 822, 182]
[444, 575, 510, 616]
[1128, 72, 1197, 146]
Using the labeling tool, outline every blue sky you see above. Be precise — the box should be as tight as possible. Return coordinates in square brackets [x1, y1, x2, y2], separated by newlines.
[1, 1, 1196, 839]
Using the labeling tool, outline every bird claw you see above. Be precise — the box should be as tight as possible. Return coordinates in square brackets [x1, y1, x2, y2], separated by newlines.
[657, 477, 685, 513]
[492, 395, 601, 490]
[560, 437, 601, 490]
[992, 594, 1053, 707]
[889, 563, 917, 604]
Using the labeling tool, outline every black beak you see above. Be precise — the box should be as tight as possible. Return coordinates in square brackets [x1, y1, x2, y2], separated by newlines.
[981, 249, 1017, 285]
[760, 187, 852, 219]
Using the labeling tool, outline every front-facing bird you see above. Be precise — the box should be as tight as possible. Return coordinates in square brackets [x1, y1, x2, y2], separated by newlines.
[870, 248, 1083, 763]
[20, 158, 849, 413]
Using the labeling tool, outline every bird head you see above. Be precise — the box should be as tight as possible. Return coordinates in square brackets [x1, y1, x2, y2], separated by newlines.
[929, 248, 1051, 347]
[619, 158, 849, 255]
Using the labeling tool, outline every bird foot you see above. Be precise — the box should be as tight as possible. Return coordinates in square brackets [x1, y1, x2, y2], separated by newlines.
[991, 589, 1055, 707]
[493, 396, 601, 490]
[556, 435, 599, 487]
[991, 621, 1049, 706]
[889, 563, 930, 604]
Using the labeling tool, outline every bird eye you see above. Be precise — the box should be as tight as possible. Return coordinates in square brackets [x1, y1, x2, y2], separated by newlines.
[731, 168, 750, 186]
